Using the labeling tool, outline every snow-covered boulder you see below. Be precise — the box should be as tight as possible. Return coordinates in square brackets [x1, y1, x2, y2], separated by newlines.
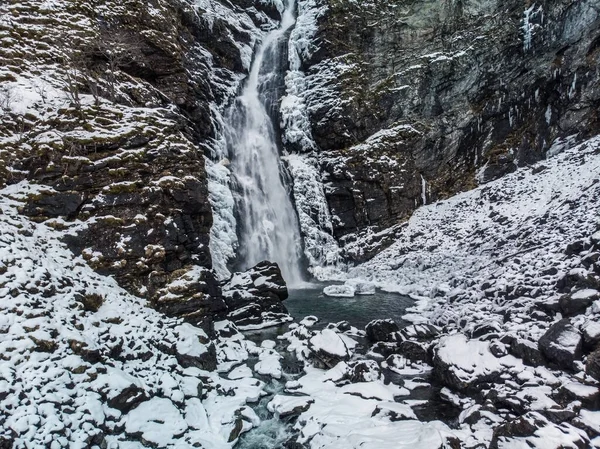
[559, 289, 599, 317]
[308, 329, 357, 368]
[267, 395, 314, 417]
[489, 412, 589, 449]
[433, 334, 508, 392]
[538, 319, 583, 370]
[323, 284, 355, 297]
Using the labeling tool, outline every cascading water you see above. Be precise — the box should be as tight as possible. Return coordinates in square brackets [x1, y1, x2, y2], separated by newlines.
[225, 0, 304, 286]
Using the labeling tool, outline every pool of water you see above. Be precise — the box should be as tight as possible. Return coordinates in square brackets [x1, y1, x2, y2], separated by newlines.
[284, 283, 414, 330]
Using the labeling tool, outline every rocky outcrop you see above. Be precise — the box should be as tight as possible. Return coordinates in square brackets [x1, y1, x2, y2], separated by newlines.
[222, 261, 291, 328]
[0, 0, 281, 324]
[285, 0, 600, 262]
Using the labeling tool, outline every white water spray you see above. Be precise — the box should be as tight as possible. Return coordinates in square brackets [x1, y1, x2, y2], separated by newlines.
[225, 0, 304, 286]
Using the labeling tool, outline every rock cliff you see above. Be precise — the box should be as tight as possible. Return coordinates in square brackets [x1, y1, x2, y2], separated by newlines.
[285, 0, 600, 264]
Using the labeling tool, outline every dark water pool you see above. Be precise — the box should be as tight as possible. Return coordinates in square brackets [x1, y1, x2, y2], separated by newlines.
[284, 283, 414, 330]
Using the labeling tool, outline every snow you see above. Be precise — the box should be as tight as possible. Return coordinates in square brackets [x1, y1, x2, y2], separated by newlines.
[309, 329, 354, 357]
[323, 284, 355, 297]
[0, 181, 275, 448]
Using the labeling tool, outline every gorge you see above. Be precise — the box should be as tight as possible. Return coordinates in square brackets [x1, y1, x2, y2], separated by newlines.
[0, 0, 600, 448]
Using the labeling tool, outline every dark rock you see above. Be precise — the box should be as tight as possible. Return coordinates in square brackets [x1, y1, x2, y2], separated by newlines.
[556, 272, 600, 294]
[308, 329, 352, 369]
[586, 348, 600, 381]
[222, 261, 290, 328]
[509, 338, 545, 366]
[176, 342, 217, 372]
[555, 382, 600, 409]
[559, 290, 599, 317]
[489, 412, 588, 449]
[400, 323, 440, 341]
[370, 341, 404, 359]
[566, 241, 586, 256]
[107, 385, 148, 414]
[347, 360, 381, 383]
[74, 292, 104, 312]
[539, 319, 583, 371]
[582, 319, 600, 349]
[489, 341, 508, 358]
[397, 340, 430, 363]
[365, 319, 400, 343]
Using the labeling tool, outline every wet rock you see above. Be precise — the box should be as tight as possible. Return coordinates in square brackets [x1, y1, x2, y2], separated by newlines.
[538, 319, 583, 371]
[365, 319, 400, 343]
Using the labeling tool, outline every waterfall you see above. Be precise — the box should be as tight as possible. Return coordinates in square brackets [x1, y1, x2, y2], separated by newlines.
[225, 0, 304, 286]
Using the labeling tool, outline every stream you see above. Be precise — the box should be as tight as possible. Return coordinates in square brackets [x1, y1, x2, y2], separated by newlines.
[235, 286, 460, 449]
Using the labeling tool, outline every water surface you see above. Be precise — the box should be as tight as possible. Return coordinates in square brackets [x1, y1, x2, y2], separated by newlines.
[284, 283, 414, 329]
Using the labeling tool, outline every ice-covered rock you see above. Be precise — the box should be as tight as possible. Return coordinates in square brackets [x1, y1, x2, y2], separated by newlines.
[323, 284, 355, 297]
[346, 279, 376, 295]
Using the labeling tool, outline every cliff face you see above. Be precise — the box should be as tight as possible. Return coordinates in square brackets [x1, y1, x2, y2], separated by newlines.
[0, 0, 279, 323]
[285, 0, 600, 263]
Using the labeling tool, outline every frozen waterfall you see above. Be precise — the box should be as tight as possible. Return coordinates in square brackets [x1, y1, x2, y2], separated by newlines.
[225, 0, 304, 286]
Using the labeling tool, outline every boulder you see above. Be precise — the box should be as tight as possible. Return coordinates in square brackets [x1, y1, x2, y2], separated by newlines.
[538, 319, 583, 371]
[509, 338, 545, 366]
[400, 324, 440, 341]
[433, 334, 504, 392]
[397, 340, 430, 363]
[582, 319, 600, 349]
[365, 319, 400, 343]
[347, 360, 382, 383]
[559, 289, 599, 317]
[586, 348, 600, 381]
[222, 261, 290, 328]
[308, 329, 356, 368]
